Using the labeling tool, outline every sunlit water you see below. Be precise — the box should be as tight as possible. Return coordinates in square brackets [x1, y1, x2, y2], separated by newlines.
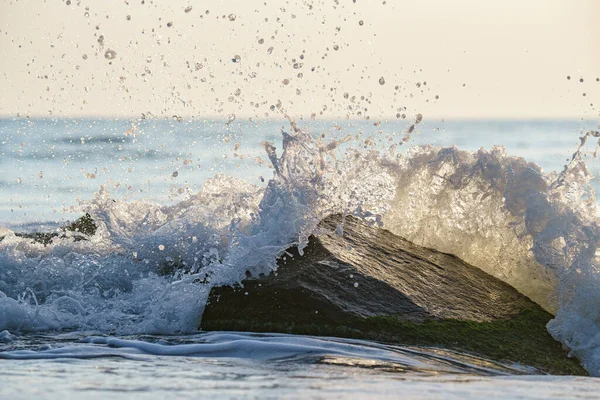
[2, 331, 599, 400]
[2, 118, 600, 398]
[0, 118, 595, 228]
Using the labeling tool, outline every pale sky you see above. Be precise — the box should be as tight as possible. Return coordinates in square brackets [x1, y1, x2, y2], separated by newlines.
[0, 0, 598, 120]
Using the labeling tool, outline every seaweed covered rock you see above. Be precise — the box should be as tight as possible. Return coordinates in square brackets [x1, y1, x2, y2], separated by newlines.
[202, 215, 585, 375]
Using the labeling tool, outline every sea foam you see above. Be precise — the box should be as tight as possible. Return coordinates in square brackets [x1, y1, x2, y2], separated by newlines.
[1, 123, 600, 375]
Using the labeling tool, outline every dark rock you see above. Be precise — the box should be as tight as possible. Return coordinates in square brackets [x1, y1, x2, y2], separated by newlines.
[201, 215, 586, 375]
[203, 215, 534, 325]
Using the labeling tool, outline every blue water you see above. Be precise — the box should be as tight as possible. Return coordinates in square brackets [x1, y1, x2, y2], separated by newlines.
[2, 331, 599, 400]
[0, 118, 596, 229]
[2, 118, 600, 399]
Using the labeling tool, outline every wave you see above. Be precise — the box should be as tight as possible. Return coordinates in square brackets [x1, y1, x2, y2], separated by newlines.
[0, 331, 536, 375]
[1, 121, 600, 374]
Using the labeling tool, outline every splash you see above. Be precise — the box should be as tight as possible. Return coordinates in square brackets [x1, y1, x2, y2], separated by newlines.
[2, 124, 600, 375]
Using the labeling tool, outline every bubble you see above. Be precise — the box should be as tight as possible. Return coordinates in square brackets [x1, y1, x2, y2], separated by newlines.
[580, 78, 584, 83]
[104, 49, 117, 60]
[82, 54, 88, 60]
[567, 76, 571, 80]
[232, 55, 241, 63]
[359, 20, 364, 26]
[84, 12, 89, 17]
[146, 56, 152, 63]
[172, 171, 179, 178]
[66, 0, 71, 5]
[435, 95, 439, 99]
[333, 44, 339, 51]
[267, 46, 274, 55]
[158, 244, 165, 251]
[597, 78, 600, 82]
[184, 6, 192, 13]
[126, 15, 131, 21]
[228, 14, 236, 21]
[17, 177, 22, 184]
[354, 282, 359, 288]
[378, 77, 385, 85]
[258, 38, 264, 44]
[234, 88, 241, 96]
[282, 79, 290, 85]
[415, 113, 423, 124]
[167, 21, 173, 27]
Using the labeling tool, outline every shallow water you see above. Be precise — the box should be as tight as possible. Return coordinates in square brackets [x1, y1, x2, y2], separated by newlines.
[1, 331, 597, 400]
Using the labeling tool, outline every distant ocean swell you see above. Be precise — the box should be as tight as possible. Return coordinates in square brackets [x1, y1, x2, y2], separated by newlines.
[1, 122, 600, 375]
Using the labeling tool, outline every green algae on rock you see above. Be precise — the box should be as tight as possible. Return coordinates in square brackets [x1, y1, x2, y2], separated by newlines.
[201, 215, 585, 376]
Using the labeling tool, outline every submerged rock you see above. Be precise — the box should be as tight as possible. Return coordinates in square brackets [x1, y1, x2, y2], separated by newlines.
[202, 215, 586, 375]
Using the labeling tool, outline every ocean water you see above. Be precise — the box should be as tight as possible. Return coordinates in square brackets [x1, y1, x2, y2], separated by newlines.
[1, 117, 600, 398]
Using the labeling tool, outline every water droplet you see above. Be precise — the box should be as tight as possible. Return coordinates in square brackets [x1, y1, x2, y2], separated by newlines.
[228, 14, 236, 21]
[379, 77, 385, 85]
[17, 177, 22, 184]
[167, 21, 173, 27]
[158, 244, 165, 251]
[232, 55, 241, 63]
[354, 282, 359, 288]
[258, 38, 264, 44]
[267, 46, 274, 55]
[82, 54, 88, 60]
[104, 49, 117, 60]
[234, 88, 241, 96]
[282, 79, 290, 85]
[172, 171, 178, 178]
[146, 56, 152, 63]
[184, 6, 192, 13]
[84, 12, 89, 17]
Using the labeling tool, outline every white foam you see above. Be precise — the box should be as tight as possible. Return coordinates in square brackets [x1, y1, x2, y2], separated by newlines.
[2, 124, 600, 375]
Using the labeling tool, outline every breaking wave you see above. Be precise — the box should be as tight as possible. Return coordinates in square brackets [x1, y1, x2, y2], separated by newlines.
[2, 121, 600, 375]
